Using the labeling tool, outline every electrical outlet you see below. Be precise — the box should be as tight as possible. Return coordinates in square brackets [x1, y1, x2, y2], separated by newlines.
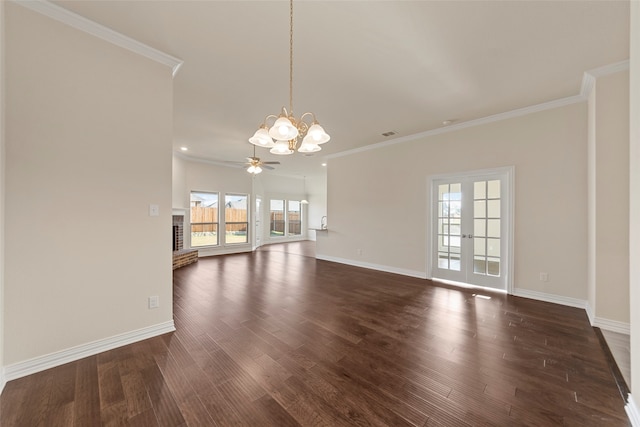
[149, 296, 159, 309]
[149, 204, 159, 217]
[357, 248, 362, 256]
[540, 272, 549, 282]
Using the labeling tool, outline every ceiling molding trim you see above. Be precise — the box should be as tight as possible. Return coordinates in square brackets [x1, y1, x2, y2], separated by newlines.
[174, 152, 311, 179]
[13, 0, 184, 77]
[174, 152, 240, 170]
[327, 94, 585, 160]
[580, 60, 630, 98]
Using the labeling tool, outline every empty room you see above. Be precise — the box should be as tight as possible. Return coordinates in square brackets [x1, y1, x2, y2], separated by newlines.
[1, 0, 640, 425]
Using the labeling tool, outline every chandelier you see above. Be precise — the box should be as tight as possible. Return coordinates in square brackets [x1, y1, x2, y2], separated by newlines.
[248, 0, 330, 155]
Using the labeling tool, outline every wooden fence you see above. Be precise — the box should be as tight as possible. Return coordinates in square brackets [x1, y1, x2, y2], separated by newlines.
[270, 212, 301, 234]
[190, 207, 299, 234]
[191, 207, 248, 233]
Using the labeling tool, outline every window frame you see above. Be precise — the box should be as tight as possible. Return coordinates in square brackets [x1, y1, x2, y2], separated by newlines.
[224, 193, 249, 245]
[190, 191, 220, 248]
[287, 200, 302, 236]
[269, 199, 286, 238]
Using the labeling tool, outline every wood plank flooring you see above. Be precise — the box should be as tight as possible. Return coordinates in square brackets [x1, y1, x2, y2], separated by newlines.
[0, 241, 630, 426]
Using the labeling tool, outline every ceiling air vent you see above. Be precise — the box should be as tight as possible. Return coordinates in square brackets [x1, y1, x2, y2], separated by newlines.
[381, 131, 396, 137]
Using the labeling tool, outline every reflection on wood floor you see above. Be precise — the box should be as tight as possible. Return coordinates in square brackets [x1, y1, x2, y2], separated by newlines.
[0, 241, 630, 426]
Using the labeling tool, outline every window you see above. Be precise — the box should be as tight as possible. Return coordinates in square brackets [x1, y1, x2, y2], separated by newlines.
[270, 200, 285, 237]
[190, 191, 218, 247]
[225, 194, 248, 244]
[288, 200, 302, 236]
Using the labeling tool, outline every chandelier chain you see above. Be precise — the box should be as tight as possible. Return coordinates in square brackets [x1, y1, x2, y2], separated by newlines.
[247, 0, 330, 157]
[289, 0, 294, 115]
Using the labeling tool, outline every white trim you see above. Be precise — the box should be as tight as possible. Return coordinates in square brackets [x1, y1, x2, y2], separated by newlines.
[586, 60, 630, 80]
[327, 60, 630, 161]
[512, 288, 587, 310]
[580, 60, 630, 98]
[327, 95, 584, 160]
[585, 301, 596, 326]
[580, 72, 597, 99]
[627, 394, 640, 427]
[593, 317, 631, 335]
[316, 254, 427, 279]
[196, 245, 253, 257]
[12, 0, 183, 77]
[3, 321, 175, 382]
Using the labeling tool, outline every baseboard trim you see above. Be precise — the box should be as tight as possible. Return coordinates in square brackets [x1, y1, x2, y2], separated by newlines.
[3, 320, 175, 383]
[512, 288, 587, 309]
[627, 394, 640, 427]
[315, 254, 427, 279]
[0, 368, 6, 395]
[585, 301, 595, 325]
[593, 317, 631, 335]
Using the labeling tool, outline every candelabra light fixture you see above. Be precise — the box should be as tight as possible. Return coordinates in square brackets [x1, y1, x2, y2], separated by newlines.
[249, 0, 330, 155]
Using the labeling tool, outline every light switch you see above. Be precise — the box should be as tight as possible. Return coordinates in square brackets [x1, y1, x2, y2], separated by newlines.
[149, 204, 159, 217]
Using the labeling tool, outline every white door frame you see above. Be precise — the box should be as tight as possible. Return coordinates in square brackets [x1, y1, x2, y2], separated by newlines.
[427, 166, 515, 294]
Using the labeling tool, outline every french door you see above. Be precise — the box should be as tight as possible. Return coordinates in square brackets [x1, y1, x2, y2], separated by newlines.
[430, 168, 512, 291]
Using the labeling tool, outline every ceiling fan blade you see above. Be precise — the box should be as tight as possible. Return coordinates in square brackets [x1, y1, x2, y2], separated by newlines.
[263, 165, 276, 170]
[262, 161, 281, 165]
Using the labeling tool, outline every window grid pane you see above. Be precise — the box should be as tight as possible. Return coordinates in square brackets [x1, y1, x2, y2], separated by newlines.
[225, 194, 248, 244]
[472, 180, 501, 277]
[190, 191, 219, 247]
[288, 200, 302, 236]
[270, 200, 285, 237]
[437, 183, 461, 271]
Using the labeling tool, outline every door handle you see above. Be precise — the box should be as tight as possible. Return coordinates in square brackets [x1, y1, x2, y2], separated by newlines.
[462, 234, 473, 239]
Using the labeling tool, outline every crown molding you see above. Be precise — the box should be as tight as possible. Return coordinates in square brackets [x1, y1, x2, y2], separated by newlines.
[327, 94, 585, 160]
[581, 59, 630, 98]
[12, 0, 183, 77]
[328, 59, 630, 161]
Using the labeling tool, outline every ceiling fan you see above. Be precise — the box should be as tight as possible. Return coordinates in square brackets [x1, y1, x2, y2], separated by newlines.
[234, 145, 280, 174]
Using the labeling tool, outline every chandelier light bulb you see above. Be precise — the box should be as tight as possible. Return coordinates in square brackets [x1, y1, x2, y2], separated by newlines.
[306, 123, 330, 144]
[298, 141, 321, 153]
[249, 127, 275, 148]
[269, 116, 298, 141]
[270, 141, 294, 155]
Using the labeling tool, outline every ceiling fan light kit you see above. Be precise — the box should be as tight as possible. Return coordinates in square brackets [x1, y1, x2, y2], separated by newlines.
[248, 0, 330, 159]
[245, 145, 280, 175]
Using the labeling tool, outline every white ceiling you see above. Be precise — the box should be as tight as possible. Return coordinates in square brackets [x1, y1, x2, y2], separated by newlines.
[53, 0, 629, 177]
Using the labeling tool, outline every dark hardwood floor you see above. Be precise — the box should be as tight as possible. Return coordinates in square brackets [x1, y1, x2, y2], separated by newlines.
[0, 241, 630, 426]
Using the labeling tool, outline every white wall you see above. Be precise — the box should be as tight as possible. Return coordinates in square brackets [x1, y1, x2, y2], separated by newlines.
[307, 174, 327, 230]
[319, 102, 588, 299]
[594, 71, 630, 326]
[180, 158, 254, 256]
[174, 157, 320, 251]
[0, 0, 6, 393]
[628, 0, 640, 420]
[172, 154, 188, 209]
[4, 4, 174, 366]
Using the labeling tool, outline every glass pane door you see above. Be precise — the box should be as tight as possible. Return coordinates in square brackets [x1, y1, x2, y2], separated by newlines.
[437, 183, 462, 271]
[431, 171, 510, 290]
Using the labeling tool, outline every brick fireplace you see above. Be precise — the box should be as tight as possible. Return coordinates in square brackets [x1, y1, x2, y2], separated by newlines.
[172, 212, 198, 269]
